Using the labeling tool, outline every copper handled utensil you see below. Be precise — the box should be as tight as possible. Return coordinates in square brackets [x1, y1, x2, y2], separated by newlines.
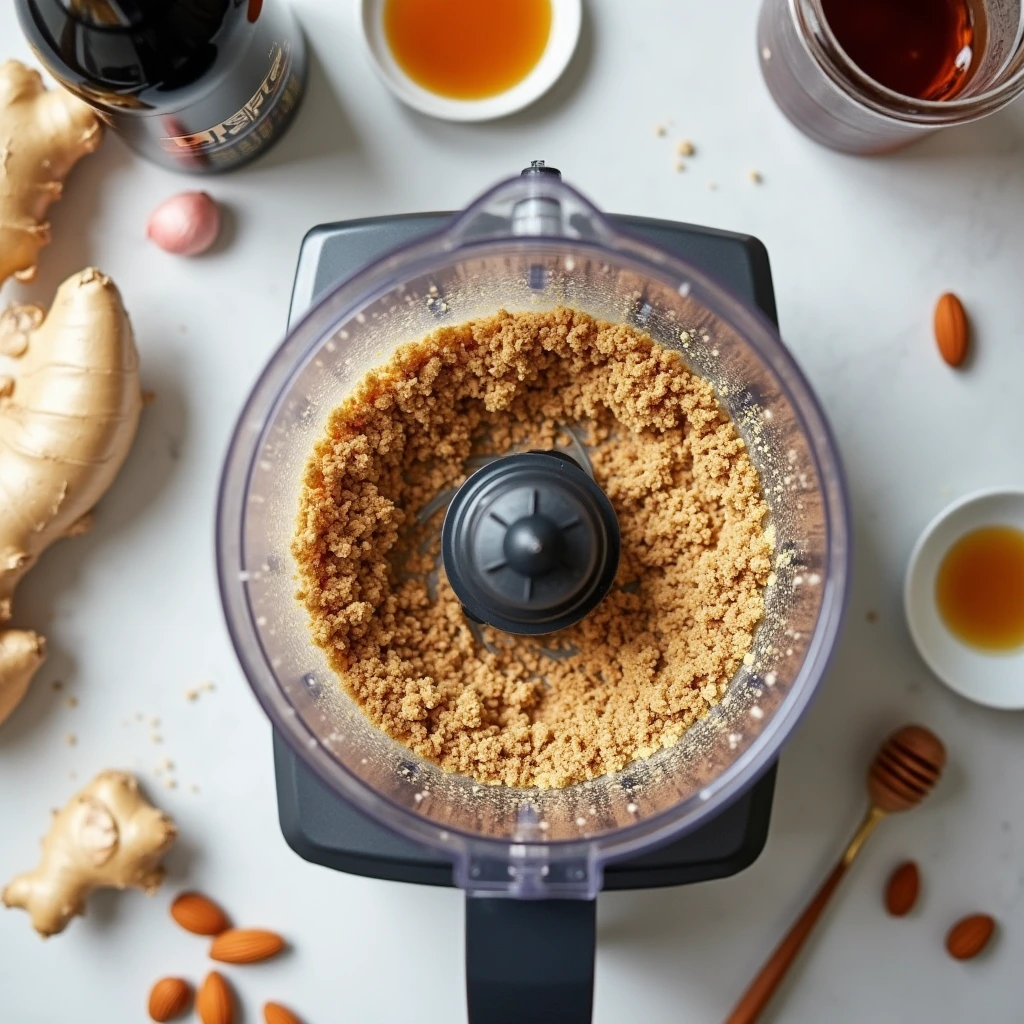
[724, 724, 946, 1024]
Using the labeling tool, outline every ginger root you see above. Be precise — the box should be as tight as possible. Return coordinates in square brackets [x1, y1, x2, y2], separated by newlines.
[0, 629, 45, 723]
[0, 60, 103, 288]
[0, 268, 141, 723]
[2, 770, 176, 937]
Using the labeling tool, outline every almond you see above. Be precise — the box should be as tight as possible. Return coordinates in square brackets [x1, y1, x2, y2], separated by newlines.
[196, 971, 234, 1024]
[934, 292, 969, 367]
[171, 891, 231, 935]
[946, 913, 996, 960]
[148, 977, 191, 1022]
[210, 927, 285, 964]
[884, 861, 920, 916]
[264, 1002, 303, 1024]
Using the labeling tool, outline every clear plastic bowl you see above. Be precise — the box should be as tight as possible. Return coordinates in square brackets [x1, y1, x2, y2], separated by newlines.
[216, 171, 850, 898]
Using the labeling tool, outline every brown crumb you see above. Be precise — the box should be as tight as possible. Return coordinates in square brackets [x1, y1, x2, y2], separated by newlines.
[654, 123, 668, 137]
[294, 308, 770, 789]
[65, 696, 78, 709]
[141, 388, 157, 406]
[674, 160, 686, 173]
[676, 140, 696, 156]
[51, 681, 63, 692]
[65, 733, 76, 747]
[202, 681, 215, 692]
[164, 778, 177, 790]
[185, 688, 199, 702]
[748, 169, 763, 184]
[866, 610, 878, 624]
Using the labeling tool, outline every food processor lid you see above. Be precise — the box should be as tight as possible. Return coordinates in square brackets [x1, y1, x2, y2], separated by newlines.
[441, 451, 621, 634]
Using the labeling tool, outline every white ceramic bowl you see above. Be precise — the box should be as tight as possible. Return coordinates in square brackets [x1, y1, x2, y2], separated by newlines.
[358, 0, 582, 121]
[905, 488, 1024, 709]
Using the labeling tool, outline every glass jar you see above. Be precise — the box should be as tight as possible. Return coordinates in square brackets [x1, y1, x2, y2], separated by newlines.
[758, 0, 1024, 154]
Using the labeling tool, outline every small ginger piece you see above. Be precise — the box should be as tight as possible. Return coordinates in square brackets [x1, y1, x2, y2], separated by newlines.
[0, 268, 141, 723]
[0, 60, 103, 288]
[2, 770, 176, 937]
[0, 629, 45, 724]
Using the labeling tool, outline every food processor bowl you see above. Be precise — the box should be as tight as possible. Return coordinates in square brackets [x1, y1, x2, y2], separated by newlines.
[216, 166, 849, 1017]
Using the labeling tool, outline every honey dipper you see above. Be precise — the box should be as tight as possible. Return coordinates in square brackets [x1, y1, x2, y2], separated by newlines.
[724, 725, 946, 1024]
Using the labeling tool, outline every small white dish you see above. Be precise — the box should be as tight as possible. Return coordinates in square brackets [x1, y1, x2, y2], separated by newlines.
[905, 488, 1024, 709]
[358, 0, 582, 122]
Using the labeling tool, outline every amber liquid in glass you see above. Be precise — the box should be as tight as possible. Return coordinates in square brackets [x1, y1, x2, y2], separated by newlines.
[820, 0, 980, 100]
[384, 0, 552, 100]
[936, 526, 1024, 652]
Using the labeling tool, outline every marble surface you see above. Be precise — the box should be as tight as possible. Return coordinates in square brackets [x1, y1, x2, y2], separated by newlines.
[2, 1, 1024, 1021]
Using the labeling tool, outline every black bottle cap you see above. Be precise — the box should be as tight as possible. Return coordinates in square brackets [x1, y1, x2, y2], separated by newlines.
[441, 451, 620, 635]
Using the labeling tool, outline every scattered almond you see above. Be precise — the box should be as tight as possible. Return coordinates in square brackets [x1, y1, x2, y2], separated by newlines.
[171, 892, 231, 936]
[946, 913, 996, 960]
[148, 977, 192, 1022]
[885, 861, 920, 916]
[210, 927, 286, 964]
[264, 1002, 303, 1024]
[934, 292, 969, 367]
[197, 971, 234, 1024]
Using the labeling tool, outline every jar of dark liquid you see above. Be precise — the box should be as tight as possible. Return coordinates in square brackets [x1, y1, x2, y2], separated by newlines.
[757, 0, 1024, 154]
[17, 0, 307, 173]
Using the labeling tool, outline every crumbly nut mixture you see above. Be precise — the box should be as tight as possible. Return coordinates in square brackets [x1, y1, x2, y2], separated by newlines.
[294, 307, 771, 788]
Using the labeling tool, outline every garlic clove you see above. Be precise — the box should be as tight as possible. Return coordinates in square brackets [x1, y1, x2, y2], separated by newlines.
[146, 191, 222, 257]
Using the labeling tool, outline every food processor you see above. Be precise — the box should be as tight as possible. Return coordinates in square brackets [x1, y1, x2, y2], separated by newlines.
[216, 164, 850, 1023]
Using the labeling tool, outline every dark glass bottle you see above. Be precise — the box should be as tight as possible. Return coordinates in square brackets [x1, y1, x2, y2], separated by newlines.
[16, 0, 308, 173]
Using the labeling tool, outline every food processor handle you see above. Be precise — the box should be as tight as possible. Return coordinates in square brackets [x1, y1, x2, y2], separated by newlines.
[465, 895, 596, 1024]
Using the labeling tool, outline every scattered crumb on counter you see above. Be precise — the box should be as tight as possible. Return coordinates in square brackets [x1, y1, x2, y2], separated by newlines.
[51, 681, 62, 692]
[141, 389, 157, 406]
[185, 688, 199, 701]
[708, 180, 718, 191]
[65, 733, 76, 746]
[151, 734, 163, 744]
[748, 169, 763, 184]
[654, 123, 667, 137]
[65, 696, 77, 709]
[867, 610, 879, 624]
[674, 160, 686, 173]
[676, 139, 695, 156]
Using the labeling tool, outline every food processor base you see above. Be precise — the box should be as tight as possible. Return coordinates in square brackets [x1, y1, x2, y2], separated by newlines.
[275, 209, 782, 889]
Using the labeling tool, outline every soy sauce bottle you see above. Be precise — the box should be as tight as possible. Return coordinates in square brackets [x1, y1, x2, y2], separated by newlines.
[16, 0, 308, 173]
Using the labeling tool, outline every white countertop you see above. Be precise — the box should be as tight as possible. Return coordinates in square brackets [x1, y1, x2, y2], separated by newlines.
[2, 1, 1023, 1021]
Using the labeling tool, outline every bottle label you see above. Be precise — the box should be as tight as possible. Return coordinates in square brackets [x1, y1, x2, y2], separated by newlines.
[158, 40, 301, 165]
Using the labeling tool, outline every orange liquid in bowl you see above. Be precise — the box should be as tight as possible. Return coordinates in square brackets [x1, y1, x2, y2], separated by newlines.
[936, 525, 1024, 652]
[383, 0, 552, 100]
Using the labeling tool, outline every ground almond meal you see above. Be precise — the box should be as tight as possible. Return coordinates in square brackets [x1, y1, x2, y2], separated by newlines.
[294, 307, 771, 788]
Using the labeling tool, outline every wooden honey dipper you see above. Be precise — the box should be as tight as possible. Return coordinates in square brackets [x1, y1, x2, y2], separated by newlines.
[724, 724, 946, 1024]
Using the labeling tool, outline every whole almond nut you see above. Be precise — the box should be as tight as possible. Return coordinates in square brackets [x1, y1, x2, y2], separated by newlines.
[210, 927, 285, 964]
[264, 1002, 303, 1024]
[934, 292, 969, 367]
[885, 861, 920, 916]
[197, 971, 234, 1024]
[946, 913, 996, 960]
[171, 892, 231, 935]
[148, 977, 192, 1021]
